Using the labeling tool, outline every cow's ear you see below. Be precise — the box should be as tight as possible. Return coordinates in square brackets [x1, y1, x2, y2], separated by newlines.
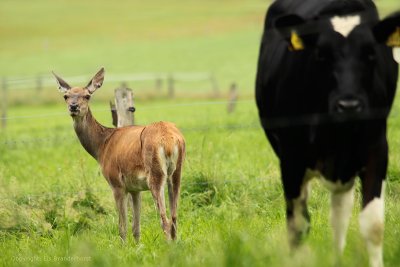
[275, 14, 315, 51]
[374, 12, 400, 64]
[373, 11, 400, 47]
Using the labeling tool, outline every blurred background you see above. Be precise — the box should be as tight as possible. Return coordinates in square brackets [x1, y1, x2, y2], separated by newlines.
[0, 0, 398, 104]
[0, 0, 270, 105]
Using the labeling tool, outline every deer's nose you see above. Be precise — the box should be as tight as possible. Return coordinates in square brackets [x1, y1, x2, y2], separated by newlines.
[69, 103, 79, 111]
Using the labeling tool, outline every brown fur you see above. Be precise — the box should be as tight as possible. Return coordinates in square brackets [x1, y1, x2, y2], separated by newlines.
[53, 68, 185, 241]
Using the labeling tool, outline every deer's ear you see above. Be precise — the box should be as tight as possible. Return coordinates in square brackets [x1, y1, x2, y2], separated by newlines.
[86, 67, 105, 94]
[52, 71, 71, 93]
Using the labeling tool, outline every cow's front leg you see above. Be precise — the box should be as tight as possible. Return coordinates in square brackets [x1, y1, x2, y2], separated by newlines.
[330, 181, 355, 256]
[281, 161, 310, 247]
[359, 179, 385, 267]
[359, 143, 387, 267]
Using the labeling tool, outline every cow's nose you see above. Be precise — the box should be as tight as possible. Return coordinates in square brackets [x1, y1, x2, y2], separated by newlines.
[335, 98, 363, 113]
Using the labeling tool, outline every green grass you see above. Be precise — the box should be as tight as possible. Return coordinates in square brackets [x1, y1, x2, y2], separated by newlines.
[1, 0, 400, 267]
[2, 97, 400, 267]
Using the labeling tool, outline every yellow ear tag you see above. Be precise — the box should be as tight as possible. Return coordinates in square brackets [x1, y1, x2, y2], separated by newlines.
[387, 27, 400, 47]
[290, 31, 305, 51]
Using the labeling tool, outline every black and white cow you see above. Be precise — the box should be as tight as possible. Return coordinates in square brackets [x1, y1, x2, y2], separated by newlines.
[256, 0, 400, 266]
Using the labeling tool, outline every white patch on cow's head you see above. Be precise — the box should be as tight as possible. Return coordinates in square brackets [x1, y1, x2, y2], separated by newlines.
[330, 15, 361, 37]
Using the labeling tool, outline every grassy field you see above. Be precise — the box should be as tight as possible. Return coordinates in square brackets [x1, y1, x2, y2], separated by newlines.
[1, 0, 400, 267]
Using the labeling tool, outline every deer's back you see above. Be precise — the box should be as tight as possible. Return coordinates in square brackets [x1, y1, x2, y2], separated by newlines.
[99, 122, 185, 189]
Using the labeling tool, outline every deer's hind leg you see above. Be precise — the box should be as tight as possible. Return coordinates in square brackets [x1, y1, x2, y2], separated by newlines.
[168, 156, 182, 240]
[149, 168, 171, 240]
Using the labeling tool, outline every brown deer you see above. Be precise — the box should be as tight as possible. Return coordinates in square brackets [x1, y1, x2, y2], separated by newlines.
[52, 68, 185, 242]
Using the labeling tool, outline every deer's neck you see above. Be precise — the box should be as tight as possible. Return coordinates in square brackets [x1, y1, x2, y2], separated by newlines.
[73, 108, 114, 161]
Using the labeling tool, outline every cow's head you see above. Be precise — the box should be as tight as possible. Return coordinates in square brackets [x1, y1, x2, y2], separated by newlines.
[276, 9, 400, 117]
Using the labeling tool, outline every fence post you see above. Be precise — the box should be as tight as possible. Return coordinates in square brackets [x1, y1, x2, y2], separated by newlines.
[109, 101, 118, 127]
[36, 75, 43, 92]
[227, 83, 238, 114]
[168, 74, 175, 98]
[1, 77, 7, 130]
[210, 73, 219, 98]
[155, 76, 162, 92]
[114, 87, 135, 127]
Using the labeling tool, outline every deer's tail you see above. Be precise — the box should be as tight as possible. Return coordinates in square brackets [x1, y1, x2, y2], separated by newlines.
[160, 136, 183, 177]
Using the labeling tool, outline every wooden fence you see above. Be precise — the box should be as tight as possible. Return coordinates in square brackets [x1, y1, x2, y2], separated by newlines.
[1, 72, 219, 96]
[109, 86, 238, 128]
[0, 73, 242, 131]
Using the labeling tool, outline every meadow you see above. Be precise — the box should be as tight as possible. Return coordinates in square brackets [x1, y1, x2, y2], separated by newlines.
[1, 0, 400, 267]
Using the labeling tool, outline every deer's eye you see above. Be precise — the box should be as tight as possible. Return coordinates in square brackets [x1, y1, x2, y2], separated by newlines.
[84, 95, 91, 100]
[63, 95, 69, 100]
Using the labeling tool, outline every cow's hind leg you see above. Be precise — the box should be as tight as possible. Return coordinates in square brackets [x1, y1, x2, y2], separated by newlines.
[281, 162, 310, 247]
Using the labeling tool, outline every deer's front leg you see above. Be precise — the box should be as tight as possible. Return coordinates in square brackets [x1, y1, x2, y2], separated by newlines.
[130, 191, 141, 242]
[113, 187, 128, 242]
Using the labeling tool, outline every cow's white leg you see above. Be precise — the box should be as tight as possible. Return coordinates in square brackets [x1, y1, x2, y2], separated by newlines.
[287, 181, 311, 246]
[359, 182, 385, 267]
[330, 183, 355, 254]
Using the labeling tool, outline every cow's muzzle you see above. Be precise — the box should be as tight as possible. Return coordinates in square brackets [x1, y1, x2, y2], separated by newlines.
[334, 97, 363, 113]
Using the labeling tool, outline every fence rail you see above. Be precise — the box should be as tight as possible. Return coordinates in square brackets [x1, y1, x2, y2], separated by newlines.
[2, 71, 217, 91]
[0, 100, 253, 121]
[0, 123, 261, 147]
[0, 71, 224, 130]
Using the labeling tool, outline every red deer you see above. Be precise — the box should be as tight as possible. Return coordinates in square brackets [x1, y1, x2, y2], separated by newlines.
[53, 68, 185, 241]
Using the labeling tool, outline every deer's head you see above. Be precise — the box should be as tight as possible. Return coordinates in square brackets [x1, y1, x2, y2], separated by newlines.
[53, 68, 104, 117]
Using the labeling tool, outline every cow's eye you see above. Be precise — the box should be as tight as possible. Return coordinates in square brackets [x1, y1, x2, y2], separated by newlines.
[315, 48, 332, 63]
[362, 46, 376, 62]
[63, 95, 69, 100]
[84, 95, 91, 100]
